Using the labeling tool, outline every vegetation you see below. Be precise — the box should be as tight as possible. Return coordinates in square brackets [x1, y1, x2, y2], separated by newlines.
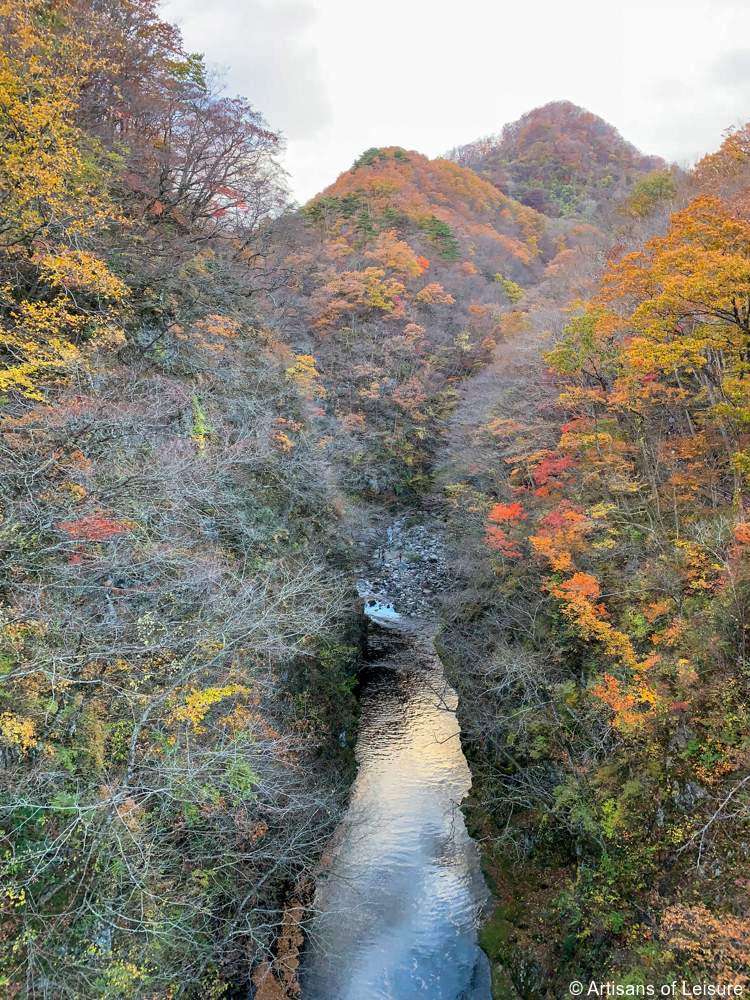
[446, 101, 670, 220]
[283, 143, 555, 502]
[438, 122, 750, 995]
[1, 1, 748, 995]
[0, 3, 361, 997]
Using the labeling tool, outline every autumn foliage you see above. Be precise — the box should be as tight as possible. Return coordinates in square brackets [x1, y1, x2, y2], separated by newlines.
[0, 3, 357, 998]
[438, 113, 750, 993]
[5, 0, 750, 993]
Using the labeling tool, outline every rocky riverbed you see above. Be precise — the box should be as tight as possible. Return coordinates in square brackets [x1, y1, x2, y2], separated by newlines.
[357, 514, 453, 616]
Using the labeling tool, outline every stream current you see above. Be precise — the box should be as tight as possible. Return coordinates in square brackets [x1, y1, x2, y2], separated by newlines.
[301, 595, 492, 1000]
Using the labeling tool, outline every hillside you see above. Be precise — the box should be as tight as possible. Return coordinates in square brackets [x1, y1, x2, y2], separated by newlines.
[436, 120, 750, 996]
[263, 139, 650, 508]
[252, 149, 552, 507]
[311, 145, 549, 275]
[0, 3, 361, 997]
[1, 1, 749, 998]
[446, 100, 669, 219]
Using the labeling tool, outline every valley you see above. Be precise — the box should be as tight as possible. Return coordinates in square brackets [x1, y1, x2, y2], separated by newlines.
[1, 2, 750, 998]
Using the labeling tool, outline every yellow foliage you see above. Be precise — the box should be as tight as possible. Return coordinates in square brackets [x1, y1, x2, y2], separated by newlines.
[0, 0, 117, 246]
[0, 1, 126, 399]
[273, 431, 295, 451]
[0, 711, 37, 752]
[170, 684, 249, 732]
[56, 480, 87, 501]
[33, 248, 128, 300]
[311, 267, 405, 326]
[285, 354, 326, 398]
[0, 607, 46, 650]
[362, 267, 404, 311]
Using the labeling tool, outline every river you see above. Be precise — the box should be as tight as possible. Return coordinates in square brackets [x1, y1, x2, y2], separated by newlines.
[301, 596, 492, 1000]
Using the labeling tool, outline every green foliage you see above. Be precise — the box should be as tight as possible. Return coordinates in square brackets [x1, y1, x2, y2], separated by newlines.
[422, 214, 462, 259]
[190, 395, 209, 448]
[166, 51, 208, 89]
[620, 168, 677, 218]
[351, 146, 411, 172]
[354, 207, 377, 245]
[352, 147, 389, 171]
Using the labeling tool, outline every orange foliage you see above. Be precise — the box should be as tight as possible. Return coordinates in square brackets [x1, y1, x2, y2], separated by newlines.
[488, 501, 527, 525]
[485, 501, 527, 558]
[529, 501, 590, 572]
[309, 145, 544, 272]
[591, 672, 658, 730]
[365, 230, 423, 276]
[552, 571, 659, 682]
[391, 377, 429, 417]
[415, 282, 455, 306]
[662, 904, 750, 983]
[311, 267, 406, 327]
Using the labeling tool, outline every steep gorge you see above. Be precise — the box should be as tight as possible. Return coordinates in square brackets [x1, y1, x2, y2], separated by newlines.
[2, 2, 750, 997]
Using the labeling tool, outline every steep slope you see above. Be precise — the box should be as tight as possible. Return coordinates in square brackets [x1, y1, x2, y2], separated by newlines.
[6, 2, 740, 996]
[310, 146, 550, 276]
[0, 4, 361, 997]
[436, 120, 750, 995]
[264, 145, 639, 510]
[252, 150, 564, 508]
[446, 100, 667, 219]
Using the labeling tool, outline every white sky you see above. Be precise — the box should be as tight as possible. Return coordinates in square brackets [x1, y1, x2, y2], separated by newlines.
[161, 0, 750, 204]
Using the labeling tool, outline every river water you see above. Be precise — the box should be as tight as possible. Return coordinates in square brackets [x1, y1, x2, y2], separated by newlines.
[301, 599, 492, 1000]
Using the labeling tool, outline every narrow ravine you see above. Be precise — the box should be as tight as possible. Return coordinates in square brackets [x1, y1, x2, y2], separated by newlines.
[301, 520, 491, 1000]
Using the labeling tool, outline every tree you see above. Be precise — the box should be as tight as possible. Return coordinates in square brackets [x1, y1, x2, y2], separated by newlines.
[422, 214, 462, 260]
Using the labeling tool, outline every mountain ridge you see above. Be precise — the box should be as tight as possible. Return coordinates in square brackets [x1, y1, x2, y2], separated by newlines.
[443, 99, 668, 218]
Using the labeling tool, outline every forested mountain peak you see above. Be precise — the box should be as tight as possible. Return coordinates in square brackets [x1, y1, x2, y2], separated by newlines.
[306, 145, 548, 278]
[446, 99, 667, 218]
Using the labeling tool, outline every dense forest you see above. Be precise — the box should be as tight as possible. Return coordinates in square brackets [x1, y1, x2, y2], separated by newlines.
[438, 120, 750, 994]
[1, 0, 749, 997]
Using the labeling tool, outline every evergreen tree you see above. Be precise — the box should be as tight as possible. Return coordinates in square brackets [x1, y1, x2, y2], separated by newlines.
[354, 207, 377, 245]
[423, 215, 462, 260]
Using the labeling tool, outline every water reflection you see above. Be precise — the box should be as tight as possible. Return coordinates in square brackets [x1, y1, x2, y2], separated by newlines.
[302, 616, 491, 1000]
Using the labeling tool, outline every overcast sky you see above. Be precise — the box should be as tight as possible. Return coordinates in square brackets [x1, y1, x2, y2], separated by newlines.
[161, 0, 750, 204]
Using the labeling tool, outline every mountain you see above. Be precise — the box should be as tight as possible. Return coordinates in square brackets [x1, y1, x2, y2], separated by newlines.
[445, 100, 667, 218]
[307, 145, 550, 278]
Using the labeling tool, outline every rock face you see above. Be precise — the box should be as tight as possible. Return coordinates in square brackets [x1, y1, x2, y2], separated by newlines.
[358, 515, 452, 616]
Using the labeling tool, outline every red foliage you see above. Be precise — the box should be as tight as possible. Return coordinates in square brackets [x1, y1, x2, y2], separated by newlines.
[57, 517, 129, 541]
[485, 525, 523, 558]
[488, 501, 527, 525]
[531, 453, 576, 487]
[539, 500, 584, 531]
